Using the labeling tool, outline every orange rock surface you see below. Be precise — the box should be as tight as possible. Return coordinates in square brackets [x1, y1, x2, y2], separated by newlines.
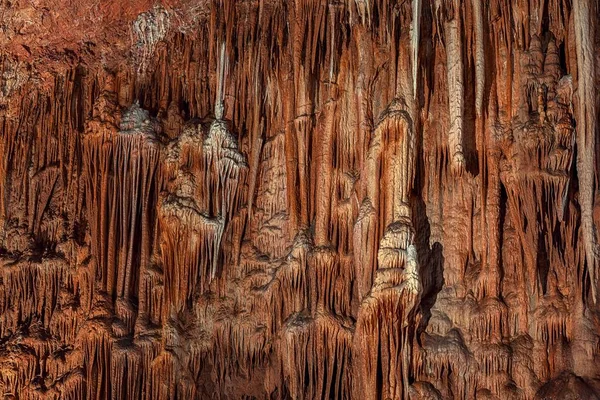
[0, 1, 599, 399]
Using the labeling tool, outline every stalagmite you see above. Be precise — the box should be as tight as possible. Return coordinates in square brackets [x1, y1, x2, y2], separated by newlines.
[354, 224, 422, 399]
[1, 1, 600, 399]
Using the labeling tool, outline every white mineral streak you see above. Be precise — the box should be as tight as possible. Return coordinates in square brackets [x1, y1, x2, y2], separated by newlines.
[132, 5, 170, 75]
[0, 58, 28, 100]
[353, 0, 371, 25]
[215, 42, 227, 120]
[446, 10, 466, 176]
[472, 0, 484, 117]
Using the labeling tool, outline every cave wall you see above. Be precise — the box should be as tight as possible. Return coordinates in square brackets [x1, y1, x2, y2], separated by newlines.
[1, 0, 600, 399]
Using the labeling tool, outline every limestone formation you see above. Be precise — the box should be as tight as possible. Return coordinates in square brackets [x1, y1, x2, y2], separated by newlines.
[0, 1, 599, 399]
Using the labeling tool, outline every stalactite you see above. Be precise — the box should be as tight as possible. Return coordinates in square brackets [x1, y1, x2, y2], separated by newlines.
[445, 0, 466, 176]
[280, 309, 353, 400]
[353, 200, 378, 302]
[573, 0, 598, 302]
[411, 0, 422, 101]
[472, 0, 485, 118]
[159, 194, 224, 312]
[314, 97, 336, 247]
[83, 98, 160, 315]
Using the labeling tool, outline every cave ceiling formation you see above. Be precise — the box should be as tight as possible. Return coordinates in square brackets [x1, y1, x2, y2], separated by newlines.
[1, 0, 600, 399]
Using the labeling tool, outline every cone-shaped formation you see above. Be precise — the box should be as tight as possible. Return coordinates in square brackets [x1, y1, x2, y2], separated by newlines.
[1, 1, 600, 399]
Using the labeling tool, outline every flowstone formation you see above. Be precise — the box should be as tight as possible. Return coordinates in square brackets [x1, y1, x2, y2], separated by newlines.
[1, 1, 600, 399]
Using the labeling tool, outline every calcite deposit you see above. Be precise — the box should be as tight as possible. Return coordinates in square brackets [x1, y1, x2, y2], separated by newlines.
[0, 0, 599, 399]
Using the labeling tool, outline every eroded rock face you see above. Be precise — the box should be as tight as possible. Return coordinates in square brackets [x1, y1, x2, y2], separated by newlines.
[0, 1, 599, 399]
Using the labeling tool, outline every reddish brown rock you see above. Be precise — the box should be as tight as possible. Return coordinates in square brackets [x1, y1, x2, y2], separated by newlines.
[0, 1, 599, 399]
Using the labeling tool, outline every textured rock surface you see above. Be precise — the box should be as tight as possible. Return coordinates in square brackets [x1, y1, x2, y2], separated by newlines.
[0, 0, 600, 399]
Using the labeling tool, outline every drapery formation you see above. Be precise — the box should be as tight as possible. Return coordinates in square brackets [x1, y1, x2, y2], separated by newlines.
[0, 0, 599, 399]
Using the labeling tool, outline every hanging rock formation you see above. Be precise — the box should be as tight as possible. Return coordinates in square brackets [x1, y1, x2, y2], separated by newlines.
[0, 1, 600, 399]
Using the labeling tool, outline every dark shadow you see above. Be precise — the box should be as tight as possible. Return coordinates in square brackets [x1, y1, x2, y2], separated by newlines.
[537, 228, 550, 295]
[411, 195, 445, 342]
[460, 6, 479, 177]
[498, 182, 508, 290]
